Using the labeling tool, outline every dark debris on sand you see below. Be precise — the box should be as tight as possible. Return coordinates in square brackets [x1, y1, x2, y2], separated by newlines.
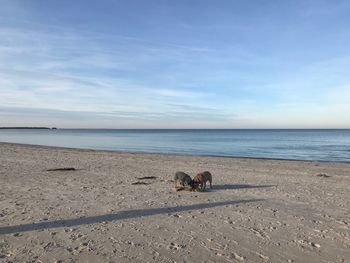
[131, 181, 151, 185]
[137, 176, 157, 180]
[46, 168, 76, 171]
[315, 173, 331, 178]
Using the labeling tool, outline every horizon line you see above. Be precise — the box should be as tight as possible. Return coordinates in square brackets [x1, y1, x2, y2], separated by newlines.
[1, 127, 350, 130]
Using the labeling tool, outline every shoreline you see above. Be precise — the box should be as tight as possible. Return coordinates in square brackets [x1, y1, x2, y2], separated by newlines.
[1, 142, 349, 262]
[1, 141, 349, 164]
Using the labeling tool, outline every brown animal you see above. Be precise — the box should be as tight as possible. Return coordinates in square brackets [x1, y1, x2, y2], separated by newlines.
[193, 171, 212, 191]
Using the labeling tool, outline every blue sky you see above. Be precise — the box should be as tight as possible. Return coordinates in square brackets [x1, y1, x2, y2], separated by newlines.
[0, 0, 349, 128]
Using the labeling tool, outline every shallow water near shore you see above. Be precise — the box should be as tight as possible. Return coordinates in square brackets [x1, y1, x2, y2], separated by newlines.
[0, 129, 349, 162]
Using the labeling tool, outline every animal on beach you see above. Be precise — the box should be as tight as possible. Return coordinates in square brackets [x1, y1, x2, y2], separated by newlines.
[174, 171, 194, 188]
[192, 171, 213, 191]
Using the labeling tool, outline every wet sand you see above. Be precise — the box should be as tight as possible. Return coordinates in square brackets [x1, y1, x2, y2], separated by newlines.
[0, 142, 349, 262]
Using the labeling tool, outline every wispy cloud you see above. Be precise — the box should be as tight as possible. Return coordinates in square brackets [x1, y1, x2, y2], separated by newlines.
[0, 19, 236, 127]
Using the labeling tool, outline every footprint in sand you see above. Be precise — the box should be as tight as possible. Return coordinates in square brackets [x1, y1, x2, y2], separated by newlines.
[250, 227, 269, 239]
[167, 242, 186, 250]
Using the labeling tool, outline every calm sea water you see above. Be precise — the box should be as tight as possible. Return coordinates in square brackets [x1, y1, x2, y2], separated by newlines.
[0, 129, 349, 162]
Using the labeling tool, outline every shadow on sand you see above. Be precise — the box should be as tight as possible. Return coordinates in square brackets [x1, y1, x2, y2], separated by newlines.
[0, 199, 264, 235]
[211, 184, 277, 191]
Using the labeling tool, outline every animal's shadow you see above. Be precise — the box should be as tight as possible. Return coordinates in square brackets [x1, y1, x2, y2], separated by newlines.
[209, 184, 276, 191]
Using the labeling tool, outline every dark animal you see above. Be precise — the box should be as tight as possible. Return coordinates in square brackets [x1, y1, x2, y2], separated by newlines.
[192, 171, 213, 191]
[174, 171, 194, 188]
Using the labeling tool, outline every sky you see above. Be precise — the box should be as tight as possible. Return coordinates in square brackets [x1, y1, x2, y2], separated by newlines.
[0, 0, 350, 129]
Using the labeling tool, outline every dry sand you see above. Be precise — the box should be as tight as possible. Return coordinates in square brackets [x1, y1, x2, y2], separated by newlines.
[0, 142, 349, 262]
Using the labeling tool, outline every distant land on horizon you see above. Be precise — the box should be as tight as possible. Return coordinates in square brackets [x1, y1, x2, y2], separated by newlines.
[0, 127, 56, 130]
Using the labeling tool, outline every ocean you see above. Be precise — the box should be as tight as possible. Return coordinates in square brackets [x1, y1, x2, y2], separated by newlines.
[0, 129, 349, 162]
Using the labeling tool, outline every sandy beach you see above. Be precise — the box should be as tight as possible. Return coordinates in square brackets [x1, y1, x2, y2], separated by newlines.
[0, 142, 349, 262]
